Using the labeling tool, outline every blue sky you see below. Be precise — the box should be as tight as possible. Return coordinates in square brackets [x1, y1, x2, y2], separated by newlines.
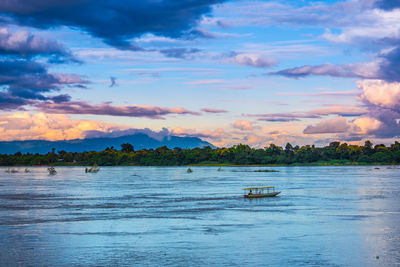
[0, 0, 399, 146]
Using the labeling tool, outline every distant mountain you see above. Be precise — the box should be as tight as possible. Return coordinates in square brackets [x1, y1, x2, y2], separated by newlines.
[0, 133, 215, 154]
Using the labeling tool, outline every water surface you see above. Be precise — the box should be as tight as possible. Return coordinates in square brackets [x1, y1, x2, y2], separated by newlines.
[0, 166, 399, 266]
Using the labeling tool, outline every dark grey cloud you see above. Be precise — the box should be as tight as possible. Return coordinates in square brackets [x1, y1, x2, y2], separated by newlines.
[335, 134, 364, 142]
[375, 0, 400, 10]
[0, 59, 87, 110]
[50, 94, 71, 103]
[365, 107, 400, 138]
[378, 47, 400, 82]
[258, 117, 300, 122]
[0, 0, 225, 50]
[160, 48, 201, 59]
[0, 92, 31, 110]
[35, 101, 201, 119]
[0, 26, 85, 111]
[248, 112, 321, 122]
[201, 108, 228, 113]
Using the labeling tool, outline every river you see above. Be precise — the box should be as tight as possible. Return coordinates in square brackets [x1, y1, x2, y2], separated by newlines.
[0, 166, 399, 266]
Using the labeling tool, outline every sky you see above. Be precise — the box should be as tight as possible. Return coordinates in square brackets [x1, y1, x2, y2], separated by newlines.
[0, 0, 399, 147]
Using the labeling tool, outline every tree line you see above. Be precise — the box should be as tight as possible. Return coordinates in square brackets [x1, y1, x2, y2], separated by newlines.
[1, 141, 400, 166]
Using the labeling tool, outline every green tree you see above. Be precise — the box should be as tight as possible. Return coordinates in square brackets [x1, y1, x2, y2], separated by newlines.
[121, 143, 134, 153]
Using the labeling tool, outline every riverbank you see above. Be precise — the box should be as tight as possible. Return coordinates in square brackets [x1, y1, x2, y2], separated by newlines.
[188, 162, 399, 167]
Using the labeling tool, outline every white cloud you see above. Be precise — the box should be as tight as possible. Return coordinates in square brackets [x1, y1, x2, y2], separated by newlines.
[303, 115, 383, 137]
[352, 116, 382, 134]
[358, 79, 400, 109]
[233, 120, 254, 131]
[230, 53, 276, 68]
[322, 8, 400, 45]
[0, 112, 124, 141]
[303, 117, 351, 134]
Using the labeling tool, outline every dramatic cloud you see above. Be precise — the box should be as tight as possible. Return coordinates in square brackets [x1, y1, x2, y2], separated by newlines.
[35, 101, 200, 119]
[251, 0, 400, 141]
[355, 79, 400, 138]
[259, 85, 399, 138]
[303, 111, 399, 139]
[302, 115, 389, 141]
[201, 108, 228, 113]
[0, 112, 124, 141]
[0, 112, 225, 144]
[233, 120, 254, 131]
[0, 59, 87, 110]
[0, 26, 85, 111]
[1, 0, 398, 147]
[0, 0, 226, 49]
[0, 112, 228, 144]
[268, 2, 400, 83]
[0, 92, 32, 110]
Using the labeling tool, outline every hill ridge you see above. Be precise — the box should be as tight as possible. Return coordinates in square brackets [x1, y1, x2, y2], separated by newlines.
[0, 133, 214, 154]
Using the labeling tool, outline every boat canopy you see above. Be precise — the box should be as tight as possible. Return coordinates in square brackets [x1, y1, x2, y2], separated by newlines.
[243, 186, 275, 190]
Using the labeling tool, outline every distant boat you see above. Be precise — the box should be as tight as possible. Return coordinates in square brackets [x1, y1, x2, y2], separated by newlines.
[243, 186, 280, 198]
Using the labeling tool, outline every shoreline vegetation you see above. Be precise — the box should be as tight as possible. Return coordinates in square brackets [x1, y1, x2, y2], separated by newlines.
[0, 141, 399, 167]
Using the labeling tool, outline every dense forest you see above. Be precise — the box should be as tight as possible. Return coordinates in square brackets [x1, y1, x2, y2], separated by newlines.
[1, 140, 400, 166]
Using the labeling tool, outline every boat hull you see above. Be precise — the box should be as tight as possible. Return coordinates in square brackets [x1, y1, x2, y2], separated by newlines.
[244, 192, 280, 198]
